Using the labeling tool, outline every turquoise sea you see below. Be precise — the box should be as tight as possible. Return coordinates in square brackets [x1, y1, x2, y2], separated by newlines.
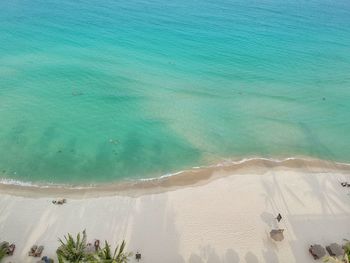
[0, 0, 350, 184]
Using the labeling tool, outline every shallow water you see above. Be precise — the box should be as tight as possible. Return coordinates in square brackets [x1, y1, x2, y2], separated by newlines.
[0, 0, 350, 183]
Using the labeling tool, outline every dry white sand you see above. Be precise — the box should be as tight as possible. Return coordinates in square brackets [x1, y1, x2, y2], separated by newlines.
[1, 167, 350, 263]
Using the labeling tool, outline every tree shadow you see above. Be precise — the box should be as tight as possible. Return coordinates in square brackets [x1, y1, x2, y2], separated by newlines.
[128, 194, 185, 263]
[262, 248, 279, 263]
[189, 246, 240, 263]
[245, 251, 258, 263]
[189, 253, 204, 263]
[224, 249, 239, 263]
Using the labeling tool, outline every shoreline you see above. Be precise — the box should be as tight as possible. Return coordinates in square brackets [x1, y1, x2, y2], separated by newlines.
[1, 156, 350, 198]
[1, 163, 349, 263]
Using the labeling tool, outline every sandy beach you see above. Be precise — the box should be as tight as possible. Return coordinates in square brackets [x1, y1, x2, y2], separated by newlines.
[1, 160, 350, 263]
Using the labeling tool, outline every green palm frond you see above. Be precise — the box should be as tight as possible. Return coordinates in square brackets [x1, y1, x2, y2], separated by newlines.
[0, 246, 7, 262]
[54, 230, 133, 263]
[115, 241, 132, 263]
[56, 230, 91, 263]
[97, 240, 131, 263]
[323, 256, 344, 263]
[344, 242, 350, 262]
[98, 241, 113, 260]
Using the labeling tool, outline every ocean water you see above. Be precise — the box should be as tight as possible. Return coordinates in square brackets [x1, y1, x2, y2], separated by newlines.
[0, 0, 350, 184]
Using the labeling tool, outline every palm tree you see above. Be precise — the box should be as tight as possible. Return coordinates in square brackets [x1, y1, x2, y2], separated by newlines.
[323, 242, 350, 263]
[0, 243, 8, 262]
[97, 240, 132, 263]
[56, 230, 95, 263]
[0, 248, 6, 262]
[323, 257, 345, 263]
[344, 242, 350, 262]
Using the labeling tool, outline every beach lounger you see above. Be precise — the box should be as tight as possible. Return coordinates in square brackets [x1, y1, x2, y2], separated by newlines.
[326, 243, 344, 257]
[52, 198, 67, 205]
[309, 244, 326, 260]
[34, 246, 44, 257]
[309, 247, 317, 260]
[94, 239, 100, 251]
[57, 198, 66, 204]
[29, 245, 38, 256]
[7, 244, 15, 255]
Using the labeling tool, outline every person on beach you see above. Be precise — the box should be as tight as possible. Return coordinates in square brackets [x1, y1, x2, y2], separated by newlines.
[276, 213, 282, 222]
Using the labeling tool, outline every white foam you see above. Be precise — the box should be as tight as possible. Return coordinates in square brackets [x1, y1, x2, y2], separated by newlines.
[0, 157, 348, 189]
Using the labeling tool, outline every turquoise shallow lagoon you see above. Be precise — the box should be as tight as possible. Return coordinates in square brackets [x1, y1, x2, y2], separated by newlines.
[0, 0, 350, 184]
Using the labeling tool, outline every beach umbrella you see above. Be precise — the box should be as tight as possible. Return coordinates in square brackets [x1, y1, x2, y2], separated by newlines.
[310, 244, 326, 259]
[326, 243, 344, 257]
[270, 229, 284, 241]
